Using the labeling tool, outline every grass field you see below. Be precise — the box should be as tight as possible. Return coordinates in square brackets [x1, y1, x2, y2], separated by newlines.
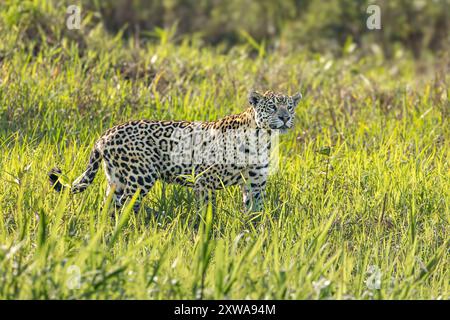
[0, 2, 449, 299]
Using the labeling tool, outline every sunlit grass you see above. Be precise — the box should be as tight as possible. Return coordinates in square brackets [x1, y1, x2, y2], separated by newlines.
[0, 1, 448, 299]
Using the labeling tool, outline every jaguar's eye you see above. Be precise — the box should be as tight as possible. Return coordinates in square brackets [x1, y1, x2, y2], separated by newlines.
[268, 105, 276, 112]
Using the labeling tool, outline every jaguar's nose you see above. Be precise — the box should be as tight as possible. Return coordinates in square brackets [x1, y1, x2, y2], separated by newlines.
[278, 113, 290, 123]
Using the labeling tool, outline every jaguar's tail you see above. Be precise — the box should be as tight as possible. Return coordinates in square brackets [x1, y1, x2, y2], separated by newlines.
[49, 147, 102, 194]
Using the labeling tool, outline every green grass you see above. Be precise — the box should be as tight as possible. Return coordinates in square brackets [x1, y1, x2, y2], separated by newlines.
[0, 2, 448, 299]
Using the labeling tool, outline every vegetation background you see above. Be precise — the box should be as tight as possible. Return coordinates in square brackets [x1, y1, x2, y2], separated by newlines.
[0, 0, 448, 299]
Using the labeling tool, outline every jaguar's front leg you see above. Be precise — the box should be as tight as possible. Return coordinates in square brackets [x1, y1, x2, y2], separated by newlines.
[195, 188, 217, 209]
[242, 179, 266, 212]
[193, 188, 217, 229]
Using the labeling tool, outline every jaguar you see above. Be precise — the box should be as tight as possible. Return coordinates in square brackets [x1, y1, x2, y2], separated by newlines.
[49, 90, 302, 212]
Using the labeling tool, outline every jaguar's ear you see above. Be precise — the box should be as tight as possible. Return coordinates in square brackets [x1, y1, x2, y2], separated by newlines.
[248, 91, 264, 106]
[292, 92, 303, 106]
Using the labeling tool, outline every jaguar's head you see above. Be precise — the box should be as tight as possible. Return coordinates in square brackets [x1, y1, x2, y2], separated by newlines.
[248, 90, 302, 132]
